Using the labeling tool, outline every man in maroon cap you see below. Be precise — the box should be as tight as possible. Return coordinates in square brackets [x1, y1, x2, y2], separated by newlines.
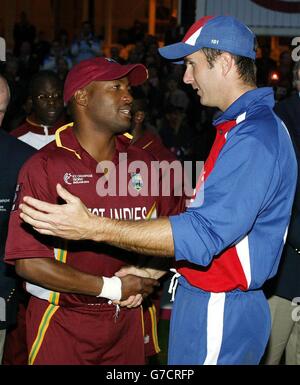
[4, 57, 165, 365]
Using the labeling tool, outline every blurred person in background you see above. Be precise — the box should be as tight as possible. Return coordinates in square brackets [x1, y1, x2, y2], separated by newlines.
[159, 104, 194, 162]
[0, 75, 35, 364]
[71, 21, 102, 64]
[13, 12, 36, 57]
[41, 40, 72, 73]
[1, 55, 28, 132]
[256, 45, 277, 87]
[263, 60, 300, 365]
[10, 70, 65, 150]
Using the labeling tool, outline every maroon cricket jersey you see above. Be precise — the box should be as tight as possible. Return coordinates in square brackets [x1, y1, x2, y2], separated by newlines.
[132, 130, 187, 215]
[133, 131, 178, 163]
[5, 123, 164, 307]
[10, 118, 66, 150]
[10, 119, 60, 138]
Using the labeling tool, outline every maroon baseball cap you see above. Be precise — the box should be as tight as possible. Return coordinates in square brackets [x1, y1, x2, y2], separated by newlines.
[64, 57, 148, 103]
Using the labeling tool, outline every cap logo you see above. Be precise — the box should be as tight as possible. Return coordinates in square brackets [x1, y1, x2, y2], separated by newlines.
[211, 39, 219, 45]
[185, 26, 203, 46]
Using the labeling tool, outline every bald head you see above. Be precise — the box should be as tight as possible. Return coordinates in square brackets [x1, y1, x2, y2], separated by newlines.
[0, 76, 10, 127]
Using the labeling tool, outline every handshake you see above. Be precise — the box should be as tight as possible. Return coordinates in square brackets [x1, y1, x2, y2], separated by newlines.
[98, 266, 164, 308]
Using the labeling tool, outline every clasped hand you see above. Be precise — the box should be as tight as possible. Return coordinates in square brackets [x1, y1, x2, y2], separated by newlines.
[115, 266, 159, 308]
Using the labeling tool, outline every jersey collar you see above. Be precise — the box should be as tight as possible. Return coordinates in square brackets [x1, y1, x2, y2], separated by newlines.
[55, 123, 133, 166]
[214, 87, 275, 126]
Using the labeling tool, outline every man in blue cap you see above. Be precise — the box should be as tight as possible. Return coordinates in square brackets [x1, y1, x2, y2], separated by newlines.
[18, 16, 297, 364]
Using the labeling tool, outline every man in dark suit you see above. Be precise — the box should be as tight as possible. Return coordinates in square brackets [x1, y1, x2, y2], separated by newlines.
[263, 61, 300, 365]
[274, 63, 300, 153]
[0, 75, 35, 363]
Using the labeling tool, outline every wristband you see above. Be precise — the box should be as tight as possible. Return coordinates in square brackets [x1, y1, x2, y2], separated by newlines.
[96, 276, 122, 301]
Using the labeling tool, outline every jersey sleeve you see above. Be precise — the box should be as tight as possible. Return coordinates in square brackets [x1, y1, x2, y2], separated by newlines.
[169, 134, 279, 266]
[5, 154, 58, 264]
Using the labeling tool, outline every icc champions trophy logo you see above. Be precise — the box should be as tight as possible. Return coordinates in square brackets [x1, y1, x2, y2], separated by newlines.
[63, 173, 73, 185]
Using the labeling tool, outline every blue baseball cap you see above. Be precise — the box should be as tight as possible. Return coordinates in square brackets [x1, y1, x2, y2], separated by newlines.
[158, 15, 257, 62]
